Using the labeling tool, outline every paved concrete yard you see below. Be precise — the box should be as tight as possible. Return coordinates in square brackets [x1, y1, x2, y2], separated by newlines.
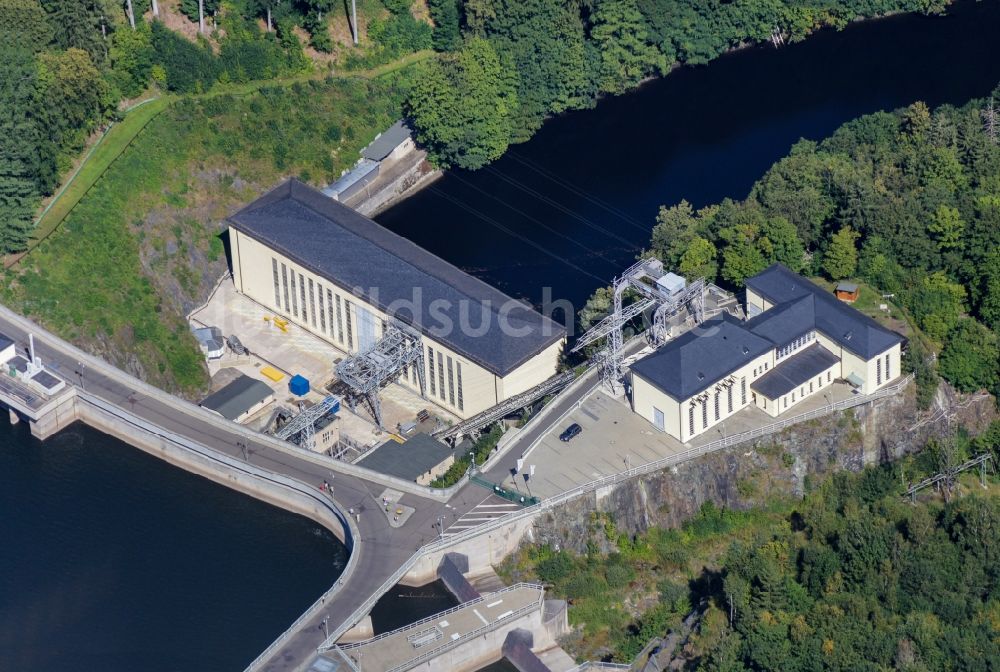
[508, 381, 859, 499]
[191, 279, 458, 452]
[329, 585, 542, 671]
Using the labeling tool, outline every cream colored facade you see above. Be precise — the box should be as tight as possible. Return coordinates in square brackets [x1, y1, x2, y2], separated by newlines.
[633, 350, 772, 444]
[633, 288, 902, 443]
[229, 227, 563, 420]
[746, 288, 902, 396]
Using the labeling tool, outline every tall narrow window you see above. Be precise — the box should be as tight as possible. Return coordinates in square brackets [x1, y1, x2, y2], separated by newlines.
[447, 356, 455, 406]
[345, 300, 353, 350]
[308, 279, 316, 327]
[289, 269, 297, 316]
[827, 371, 831, 382]
[876, 357, 882, 385]
[299, 274, 307, 324]
[702, 399, 708, 428]
[427, 348, 436, 395]
[438, 357, 445, 400]
[741, 377, 747, 405]
[792, 392, 796, 403]
[272, 259, 281, 307]
[727, 385, 733, 414]
[885, 353, 890, 379]
[318, 285, 326, 333]
[281, 263, 290, 312]
[784, 396, 788, 409]
[817, 375, 822, 388]
[335, 295, 344, 343]
[456, 362, 464, 411]
[810, 381, 814, 393]
[689, 405, 695, 435]
[714, 391, 720, 421]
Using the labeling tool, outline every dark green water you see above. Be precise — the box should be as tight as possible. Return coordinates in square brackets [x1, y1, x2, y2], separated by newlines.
[0, 421, 346, 671]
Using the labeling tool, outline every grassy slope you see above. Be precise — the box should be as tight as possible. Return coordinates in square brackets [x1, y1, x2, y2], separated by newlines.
[1, 74, 408, 396]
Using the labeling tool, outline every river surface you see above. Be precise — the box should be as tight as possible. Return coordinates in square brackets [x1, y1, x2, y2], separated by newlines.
[378, 0, 1000, 325]
[0, 421, 346, 671]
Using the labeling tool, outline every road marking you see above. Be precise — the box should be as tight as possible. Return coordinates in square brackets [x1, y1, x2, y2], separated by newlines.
[486, 599, 503, 607]
[473, 609, 489, 626]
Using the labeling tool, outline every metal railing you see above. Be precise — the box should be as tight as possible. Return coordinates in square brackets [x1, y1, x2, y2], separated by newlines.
[333, 587, 543, 672]
[564, 663, 632, 672]
[337, 583, 543, 649]
[69, 392, 361, 672]
[321, 373, 913, 646]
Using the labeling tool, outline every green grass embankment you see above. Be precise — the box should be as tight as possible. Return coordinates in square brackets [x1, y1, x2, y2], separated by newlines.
[4, 67, 413, 394]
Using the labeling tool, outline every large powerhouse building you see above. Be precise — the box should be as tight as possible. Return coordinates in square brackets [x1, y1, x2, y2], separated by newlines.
[227, 179, 566, 420]
[630, 263, 903, 443]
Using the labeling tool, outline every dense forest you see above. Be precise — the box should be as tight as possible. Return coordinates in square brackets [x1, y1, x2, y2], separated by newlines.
[501, 424, 1000, 667]
[406, 0, 955, 169]
[580, 87, 1000, 404]
[1, 0, 960, 256]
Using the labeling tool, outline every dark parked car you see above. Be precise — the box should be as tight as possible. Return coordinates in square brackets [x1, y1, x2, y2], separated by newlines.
[559, 423, 582, 442]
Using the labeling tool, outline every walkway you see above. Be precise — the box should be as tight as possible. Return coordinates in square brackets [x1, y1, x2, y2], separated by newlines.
[327, 584, 544, 672]
[0, 303, 489, 672]
[497, 381, 857, 499]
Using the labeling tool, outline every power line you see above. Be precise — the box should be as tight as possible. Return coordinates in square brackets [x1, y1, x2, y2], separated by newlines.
[482, 166, 641, 249]
[427, 186, 609, 284]
[504, 151, 652, 233]
[446, 171, 627, 264]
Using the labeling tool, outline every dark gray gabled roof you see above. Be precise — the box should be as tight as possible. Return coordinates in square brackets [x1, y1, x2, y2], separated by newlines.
[744, 264, 902, 359]
[0, 332, 13, 352]
[744, 294, 817, 348]
[200, 374, 274, 421]
[750, 343, 840, 399]
[629, 313, 773, 401]
[229, 180, 565, 376]
[361, 121, 412, 161]
[357, 433, 453, 481]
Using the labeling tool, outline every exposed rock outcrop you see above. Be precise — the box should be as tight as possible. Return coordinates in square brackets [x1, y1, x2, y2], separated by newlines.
[533, 383, 995, 553]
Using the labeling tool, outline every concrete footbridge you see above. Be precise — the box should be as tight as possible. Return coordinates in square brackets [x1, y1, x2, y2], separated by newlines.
[325, 583, 545, 671]
[0, 301, 913, 671]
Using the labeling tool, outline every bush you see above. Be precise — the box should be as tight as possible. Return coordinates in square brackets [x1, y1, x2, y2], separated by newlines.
[939, 319, 1000, 393]
[536, 551, 575, 583]
[150, 21, 218, 92]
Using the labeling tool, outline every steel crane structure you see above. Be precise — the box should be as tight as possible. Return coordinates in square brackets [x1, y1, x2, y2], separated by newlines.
[335, 319, 426, 429]
[571, 259, 710, 392]
[274, 395, 341, 450]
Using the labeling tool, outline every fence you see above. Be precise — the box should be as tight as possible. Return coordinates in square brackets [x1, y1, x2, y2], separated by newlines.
[71, 391, 362, 672]
[320, 374, 912, 647]
[333, 585, 543, 672]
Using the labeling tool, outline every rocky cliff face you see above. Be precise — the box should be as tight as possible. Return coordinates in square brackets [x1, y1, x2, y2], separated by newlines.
[532, 383, 996, 554]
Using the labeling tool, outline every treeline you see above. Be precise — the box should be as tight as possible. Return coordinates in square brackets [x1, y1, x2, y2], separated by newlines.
[505, 425, 1000, 666]
[701, 452, 1000, 670]
[0, 0, 309, 254]
[406, 0, 953, 170]
[584, 88, 1000, 402]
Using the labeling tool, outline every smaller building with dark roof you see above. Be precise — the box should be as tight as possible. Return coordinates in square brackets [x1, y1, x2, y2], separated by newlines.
[630, 264, 904, 442]
[360, 121, 414, 163]
[200, 374, 275, 423]
[357, 433, 455, 485]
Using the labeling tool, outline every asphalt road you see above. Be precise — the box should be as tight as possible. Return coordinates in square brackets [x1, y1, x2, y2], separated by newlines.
[0, 306, 498, 671]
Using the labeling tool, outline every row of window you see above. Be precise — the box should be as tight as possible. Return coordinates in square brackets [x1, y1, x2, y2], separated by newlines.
[776, 331, 816, 361]
[876, 352, 891, 385]
[687, 377, 747, 436]
[272, 257, 470, 413]
[272, 258, 356, 351]
[780, 370, 833, 409]
[427, 346, 464, 412]
[751, 361, 771, 378]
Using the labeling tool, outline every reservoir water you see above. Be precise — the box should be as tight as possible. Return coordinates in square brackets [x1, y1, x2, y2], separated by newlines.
[378, 0, 1000, 319]
[5, 2, 1000, 669]
[0, 421, 346, 671]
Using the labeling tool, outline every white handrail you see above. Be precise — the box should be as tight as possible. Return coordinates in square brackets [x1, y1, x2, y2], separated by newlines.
[337, 583, 544, 649]
[321, 375, 912, 646]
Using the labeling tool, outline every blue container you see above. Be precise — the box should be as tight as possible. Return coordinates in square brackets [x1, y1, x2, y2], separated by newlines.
[288, 374, 310, 396]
